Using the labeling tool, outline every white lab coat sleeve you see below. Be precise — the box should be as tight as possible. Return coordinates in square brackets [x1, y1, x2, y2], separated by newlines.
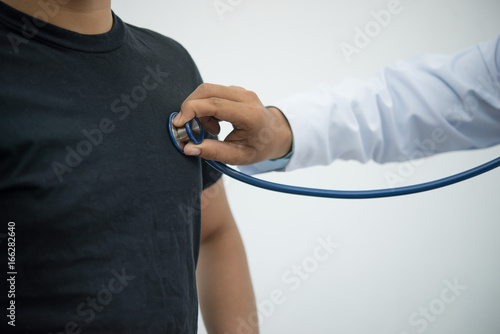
[243, 36, 500, 174]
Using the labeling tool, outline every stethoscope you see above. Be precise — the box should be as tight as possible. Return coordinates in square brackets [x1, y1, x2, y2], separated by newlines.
[168, 112, 500, 199]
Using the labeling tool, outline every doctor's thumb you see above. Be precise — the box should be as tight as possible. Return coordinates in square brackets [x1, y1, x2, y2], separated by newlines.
[183, 140, 256, 166]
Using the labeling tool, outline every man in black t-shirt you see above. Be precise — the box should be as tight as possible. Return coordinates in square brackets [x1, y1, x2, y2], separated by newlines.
[0, 1, 258, 333]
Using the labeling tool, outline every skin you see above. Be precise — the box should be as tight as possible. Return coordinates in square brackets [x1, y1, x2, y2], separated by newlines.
[1, 1, 258, 332]
[174, 83, 293, 165]
[1, 0, 113, 35]
[198, 179, 258, 333]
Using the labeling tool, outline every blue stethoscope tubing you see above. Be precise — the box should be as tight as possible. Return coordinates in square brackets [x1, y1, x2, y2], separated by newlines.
[205, 159, 500, 199]
[168, 113, 500, 199]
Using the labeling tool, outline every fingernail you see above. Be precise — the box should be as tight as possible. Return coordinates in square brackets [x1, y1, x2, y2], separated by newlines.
[173, 112, 182, 124]
[185, 147, 201, 156]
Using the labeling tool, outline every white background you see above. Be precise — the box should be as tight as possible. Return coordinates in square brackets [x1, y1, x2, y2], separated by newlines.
[113, 1, 500, 333]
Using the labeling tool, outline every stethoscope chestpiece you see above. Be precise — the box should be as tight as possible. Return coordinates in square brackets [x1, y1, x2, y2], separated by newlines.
[168, 112, 204, 154]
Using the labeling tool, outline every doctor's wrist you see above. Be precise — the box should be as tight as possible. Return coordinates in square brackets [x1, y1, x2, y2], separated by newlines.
[265, 106, 293, 160]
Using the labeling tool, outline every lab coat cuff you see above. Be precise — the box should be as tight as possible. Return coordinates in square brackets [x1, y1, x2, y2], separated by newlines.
[238, 142, 294, 175]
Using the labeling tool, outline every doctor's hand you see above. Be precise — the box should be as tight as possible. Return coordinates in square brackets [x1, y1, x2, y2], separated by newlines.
[173, 83, 293, 165]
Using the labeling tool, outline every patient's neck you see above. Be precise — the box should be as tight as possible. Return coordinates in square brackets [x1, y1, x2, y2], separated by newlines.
[1, 0, 112, 35]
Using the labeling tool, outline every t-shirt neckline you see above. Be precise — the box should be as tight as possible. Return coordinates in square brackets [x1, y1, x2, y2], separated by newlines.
[0, 1, 125, 53]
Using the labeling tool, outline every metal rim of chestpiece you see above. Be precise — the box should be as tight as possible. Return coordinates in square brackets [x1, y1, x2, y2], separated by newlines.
[168, 112, 204, 154]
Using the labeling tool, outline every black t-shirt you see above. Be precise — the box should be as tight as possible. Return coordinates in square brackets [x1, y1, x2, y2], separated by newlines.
[0, 2, 221, 333]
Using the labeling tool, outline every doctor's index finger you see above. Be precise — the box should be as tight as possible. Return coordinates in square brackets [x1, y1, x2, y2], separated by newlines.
[187, 83, 247, 99]
[175, 96, 260, 129]
[174, 83, 261, 126]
